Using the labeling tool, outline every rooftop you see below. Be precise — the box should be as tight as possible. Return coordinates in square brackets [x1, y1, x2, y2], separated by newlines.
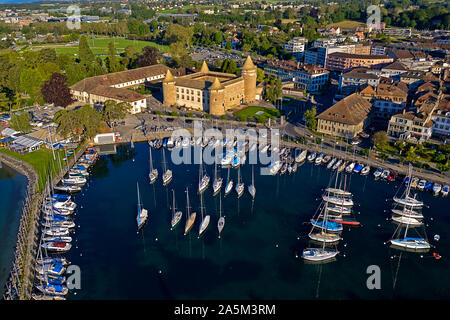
[318, 93, 372, 125]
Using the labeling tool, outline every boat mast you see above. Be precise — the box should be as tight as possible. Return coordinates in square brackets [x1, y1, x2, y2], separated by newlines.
[149, 146, 154, 172]
[162, 148, 167, 172]
[137, 182, 141, 223]
[186, 187, 190, 219]
[172, 189, 176, 219]
[251, 164, 254, 186]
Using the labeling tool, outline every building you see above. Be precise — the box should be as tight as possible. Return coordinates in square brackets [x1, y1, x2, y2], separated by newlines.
[304, 47, 319, 65]
[317, 93, 373, 139]
[71, 64, 175, 114]
[163, 57, 257, 116]
[371, 45, 387, 56]
[380, 61, 409, 78]
[360, 83, 408, 124]
[326, 52, 393, 72]
[306, 43, 371, 68]
[432, 96, 450, 138]
[387, 85, 440, 142]
[263, 60, 329, 93]
[283, 37, 307, 61]
[339, 68, 380, 95]
[383, 28, 412, 38]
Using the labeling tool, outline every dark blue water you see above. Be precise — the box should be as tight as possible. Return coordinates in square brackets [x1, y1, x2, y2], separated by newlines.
[0, 163, 28, 294]
[67, 143, 450, 299]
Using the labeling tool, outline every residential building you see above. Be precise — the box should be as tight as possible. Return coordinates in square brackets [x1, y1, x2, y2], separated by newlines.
[304, 47, 319, 65]
[371, 45, 387, 56]
[71, 64, 177, 114]
[163, 57, 257, 116]
[263, 60, 329, 93]
[283, 37, 307, 61]
[326, 53, 393, 72]
[339, 68, 380, 95]
[383, 28, 412, 38]
[360, 83, 408, 124]
[432, 96, 450, 138]
[317, 93, 372, 139]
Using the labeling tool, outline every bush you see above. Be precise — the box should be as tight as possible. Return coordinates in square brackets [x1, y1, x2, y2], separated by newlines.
[170, 111, 179, 116]
[254, 115, 266, 123]
[237, 114, 247, 122]
[220, 115, 227, 120]
[155, 111, 163, 115]
[205, 113, 211, 119]
[187, 112, 194, 118]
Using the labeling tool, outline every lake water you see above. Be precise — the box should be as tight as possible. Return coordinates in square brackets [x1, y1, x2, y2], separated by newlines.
[0, 163, 28, 294]
[66, 142, 450, 299]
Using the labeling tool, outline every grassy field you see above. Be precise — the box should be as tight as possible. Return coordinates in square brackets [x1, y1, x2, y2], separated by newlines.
[326, 20, 365, 29]
[233, 106, 281, 123]
[1, 146, 74, 192]
[32, 37, 169, 56]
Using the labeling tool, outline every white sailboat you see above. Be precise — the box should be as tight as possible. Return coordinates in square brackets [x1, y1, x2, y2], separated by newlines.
[161, 148, 172, 186]
[224, 167, 233, 195]
[170, 189, 182, 230]
[198, 160, 210, 194]
[235, 165, 244, 198]
[248, 165, 256, 199]
[148, 146, 158, 184]
[217, 193, 225, 238]
[136, 182, 148, 230]
[212, 154, 223, 195]
[198, 193, 210, 238]
[184, 187, 196, 235]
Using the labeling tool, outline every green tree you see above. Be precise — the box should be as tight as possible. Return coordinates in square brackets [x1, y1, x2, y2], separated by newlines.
[372, 131, 388, 148]
[303, 107, 317, 131]
[78, 35, 95, 65]
[10, 112, 31, 133]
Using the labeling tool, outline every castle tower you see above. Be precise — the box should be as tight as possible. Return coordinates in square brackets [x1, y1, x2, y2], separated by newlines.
[241, 56, 257, 103]
[209, 77, 225, 116]
[200, 61, 209, 73]
[162, 69, 176, 106]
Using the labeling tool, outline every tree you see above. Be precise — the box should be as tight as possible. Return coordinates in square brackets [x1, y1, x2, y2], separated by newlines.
[10, 112, 31, 133]
[106, 42, 122, 73]
[303, 107, 317, 131]
[78, 35, 94, 65]
[256, 68, 265, 82]
[136, 46, 161, 67]
[41, 73, 74, 107]
[372, 131, 388, 148]
[102, 100, 131, 129]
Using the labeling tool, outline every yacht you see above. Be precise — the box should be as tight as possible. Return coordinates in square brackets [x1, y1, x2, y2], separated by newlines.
[235, 166, 244, 198]
[268, 161, 282, 175]
[198, 162, 210, 194]
[360, 165, 370, 175]
[315, 153, 324, 165]
[332, 159, 342, 170]
[198, 193, 210, 238]
[373, 167, 382, 178]
[170, 189, 182, 230]
[441, 185, 449, 196]
[345, 162, 355, 173]
[432, 183, 442, 195]
[184, 187, 196, 235]
[327, 158, 336, 169]
[136, 182, 148, 230]
[302, 248, 339, 262]
[307, 152, 316, 162]
[148, 146, 158, 184]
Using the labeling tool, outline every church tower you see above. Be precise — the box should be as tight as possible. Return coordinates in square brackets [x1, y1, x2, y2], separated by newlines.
[241, 56, 257, 103]
[163, 69, 176, 106]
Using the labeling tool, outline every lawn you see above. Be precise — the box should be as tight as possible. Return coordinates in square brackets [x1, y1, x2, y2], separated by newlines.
[233, 106, 281, 123]
[32, 37, 169, 56]
[1, 146, 76, 192]
[326, 20, 365, 29]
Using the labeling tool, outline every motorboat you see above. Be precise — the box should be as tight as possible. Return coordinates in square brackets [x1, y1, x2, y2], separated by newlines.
[353, 163, 363, 173]
[41, 241, 72, 252]
[373, 167, 382, 178]
[35, 284, 68, 296]
[390, 238, 430, 251]
[417, 179, 426, 190]
[61, 176, 86, 186]
[307, 152, 316, 162]
[381, 169, 390, 179]
[360, 165, 370, 175]
[441, 185, 449, 196]
[332, 159, 342, 170]
[432, 183, 442, 195]
[268, 161, 282, 175]
[327, 158, 336, 169]
[315, 153, 324, 165]
[345, 162, 355, 173]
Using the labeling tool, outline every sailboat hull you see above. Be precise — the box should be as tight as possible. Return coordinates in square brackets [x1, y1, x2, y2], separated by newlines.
[199, 215, 210, 237]
[184, 212, 196, 235]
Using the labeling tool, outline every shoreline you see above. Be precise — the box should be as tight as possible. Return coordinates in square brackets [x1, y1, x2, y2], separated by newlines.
[1, 142, 88, 300]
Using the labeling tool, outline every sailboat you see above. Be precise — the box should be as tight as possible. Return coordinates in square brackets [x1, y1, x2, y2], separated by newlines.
[224, 166, 233, 195]
[136, 182, 148, 230]
[248, 164, 256, 199]
[308, 202, 342, 243]
[148, 146, 158, 184]
[198, 161, 210, 194]
[198, 193, 210, 238]
[217, 193, 225, 238]
[212, 154, 223, 196]
[161, 148, 172, 186]
[389, 164, 429, 251]
[170, 189, 182, 230]
[235, 165, 244, 198]
[184, 187, 196, 235]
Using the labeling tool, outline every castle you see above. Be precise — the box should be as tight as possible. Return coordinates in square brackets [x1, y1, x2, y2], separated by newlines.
[163, 56, 257, 115]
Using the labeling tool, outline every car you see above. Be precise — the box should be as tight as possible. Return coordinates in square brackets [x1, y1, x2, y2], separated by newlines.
[351, 139, 361, 145]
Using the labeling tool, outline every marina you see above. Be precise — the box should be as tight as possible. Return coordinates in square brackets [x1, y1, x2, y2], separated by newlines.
[26, 140, 447, 300]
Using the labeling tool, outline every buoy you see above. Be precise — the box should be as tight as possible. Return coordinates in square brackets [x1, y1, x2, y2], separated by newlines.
[420, 255, 424, 258]
[155, 238, 158, 242]
[434, 234, 440, 241]
[80, 253, 82, 256]
[430, 217, 434, 221]
[158, 270, 162, 274]
[297, 237, 300, 240]
[433, 252, 441, 260]
[275, 244, 279, 248]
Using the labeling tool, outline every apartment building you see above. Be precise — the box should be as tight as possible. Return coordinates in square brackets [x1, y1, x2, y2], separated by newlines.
[326, 52, 393, 72]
